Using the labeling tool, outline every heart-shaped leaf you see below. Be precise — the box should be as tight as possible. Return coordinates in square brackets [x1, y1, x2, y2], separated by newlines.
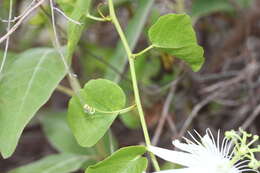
[67, 79, 126, 147]
[148, 14, 204, 71]
[0, 48, 67, 158]
[85, 146, 148, 173]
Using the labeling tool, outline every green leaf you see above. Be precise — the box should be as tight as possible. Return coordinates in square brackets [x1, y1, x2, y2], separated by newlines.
[0, 51, 17, 74]
[67, 0, 92, 59]
[85, 146, 148, 173]
[97, 132, 119, 157]
[149, 14, 196, 48]
[120, 110, 141, 129]
[41, 112, 118, 161]
[67, 79, 126, 147]
[163, 44, 204, 72]
[161, 162, 182, 170]
[105, 0, 155, 80]
[56, 0, 76, 15]
[8, 154, 87, 173]
[0, 48, 67, 158]
[41, 111, 95, 155]
[148, 14, 204, 71]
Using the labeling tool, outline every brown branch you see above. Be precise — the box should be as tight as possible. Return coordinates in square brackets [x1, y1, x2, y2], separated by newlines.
[178, 90, 223, 137]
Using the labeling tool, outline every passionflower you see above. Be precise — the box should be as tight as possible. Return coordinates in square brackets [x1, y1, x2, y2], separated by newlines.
[148, 129, 260, 173]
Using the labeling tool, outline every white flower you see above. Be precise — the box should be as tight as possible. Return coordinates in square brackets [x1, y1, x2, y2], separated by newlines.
[148, 129, 259, 173]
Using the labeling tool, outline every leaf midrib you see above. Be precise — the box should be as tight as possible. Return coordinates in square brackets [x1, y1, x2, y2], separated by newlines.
[16, 50, 52, 118]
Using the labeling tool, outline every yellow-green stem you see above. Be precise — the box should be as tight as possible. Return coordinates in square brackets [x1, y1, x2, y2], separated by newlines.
[132, 45, 154, 58]
[108, 0, 160, 171]
[56, 85, 74, 96]
[176, 0, 185, 13]
[86, 13, 110, 22]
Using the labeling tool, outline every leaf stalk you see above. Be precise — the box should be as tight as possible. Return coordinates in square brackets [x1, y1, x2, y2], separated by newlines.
[132, 45, 155, 58]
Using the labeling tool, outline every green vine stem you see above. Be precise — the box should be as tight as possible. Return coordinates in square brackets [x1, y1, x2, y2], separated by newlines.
[86, 13, 111, 22]
[56, 85, 75, 96]
[84, 104, 136, 115]
[132, 45, 154, 58]
[108, 0, 160, 171]
[175, 0, 185, 13]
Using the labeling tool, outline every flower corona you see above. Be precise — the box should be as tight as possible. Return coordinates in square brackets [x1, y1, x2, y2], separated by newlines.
[149, 129, 260, 173]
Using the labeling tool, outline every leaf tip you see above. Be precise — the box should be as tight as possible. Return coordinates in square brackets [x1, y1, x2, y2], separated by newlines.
[0, 149, 12, 159]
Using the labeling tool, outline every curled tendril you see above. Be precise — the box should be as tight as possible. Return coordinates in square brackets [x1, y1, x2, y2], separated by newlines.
[83, 104, 136, 116]
[83, 104, 96, 115]
[97, 2, 111, 21]
[225, 128, 260, 170]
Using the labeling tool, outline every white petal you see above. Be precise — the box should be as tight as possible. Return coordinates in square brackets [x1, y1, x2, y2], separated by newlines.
[172, 140, 202, 154]
[153, 168, 201, 173]
[201, 134, 218, 154]
[148, 146, 195, 167]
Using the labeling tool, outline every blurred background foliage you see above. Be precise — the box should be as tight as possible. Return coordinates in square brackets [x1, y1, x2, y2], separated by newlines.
[0, 0, 260, 172]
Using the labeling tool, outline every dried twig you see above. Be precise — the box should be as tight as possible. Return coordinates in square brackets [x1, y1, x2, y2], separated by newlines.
[53, 7, 82, 25]
[166, 116, 177, 135]
[0, 0, 36, 23]
[242, 104, 260, 130]
[49, 0, 71, 75]
[0, 0, 45, 44]
[152, 78, 180, 145]
[0, 0, 13, 75]
[178, 90, 223, 137]
[202, 62, 259, 93]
